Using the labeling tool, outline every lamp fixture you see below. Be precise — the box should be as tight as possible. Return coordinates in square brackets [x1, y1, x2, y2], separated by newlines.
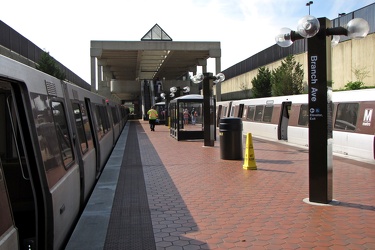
[346, 18, 370, 39]
[190, 73, 226, 84]
[297, 15, 320, 38]
[275, 16, 369, 48]
[183, 86, 190, 93]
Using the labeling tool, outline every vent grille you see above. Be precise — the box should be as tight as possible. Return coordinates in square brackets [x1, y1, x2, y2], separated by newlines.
[45, 81, 57, 96]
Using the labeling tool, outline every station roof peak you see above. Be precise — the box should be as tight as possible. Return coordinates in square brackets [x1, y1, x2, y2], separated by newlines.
[141, 24, 172, 41]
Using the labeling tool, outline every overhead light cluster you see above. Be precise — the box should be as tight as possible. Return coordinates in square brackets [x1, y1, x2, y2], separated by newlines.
[275, 14, 369, 48]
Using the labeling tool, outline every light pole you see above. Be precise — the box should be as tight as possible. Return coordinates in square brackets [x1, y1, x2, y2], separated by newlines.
[275, 15, 369, 204]
[306, 1, 313, 15]
[191, 72, 225, 146]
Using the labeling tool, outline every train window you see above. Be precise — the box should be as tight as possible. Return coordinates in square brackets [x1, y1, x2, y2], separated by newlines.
[222, 107, 227, 118]
[334, 103, 359, 131]
[263, 105, 273, 123]
[298, 104, 309, 126]
[52, 101, 74, 168]
[246, 106, 255, 121]
[230, 105, 235, 117]
[95, 105, 111, 139]
[72, 103, 89, 154]
[254, 105, 264, 121]
[111, 107, 119, 125]
[103, 106, 111, 132]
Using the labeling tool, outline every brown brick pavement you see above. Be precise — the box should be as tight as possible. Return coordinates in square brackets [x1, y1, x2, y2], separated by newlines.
[139, 120, 375, 249]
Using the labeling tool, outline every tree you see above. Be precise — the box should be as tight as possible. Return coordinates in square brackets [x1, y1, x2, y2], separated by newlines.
[251, 66, 272, 98]
[271, 55, 304, 96]
[36, 51, 66, 80]
[344, 66, 370, 90]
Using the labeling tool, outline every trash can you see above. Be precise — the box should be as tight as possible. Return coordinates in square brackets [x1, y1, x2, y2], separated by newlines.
[219, 117, 243, 160]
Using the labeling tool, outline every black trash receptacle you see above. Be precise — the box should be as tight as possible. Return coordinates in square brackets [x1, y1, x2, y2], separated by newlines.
[219, 118, 243, 160]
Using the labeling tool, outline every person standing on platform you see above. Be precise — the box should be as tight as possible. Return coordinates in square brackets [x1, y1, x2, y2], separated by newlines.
[191, 108, 197, 125]
[183, 109, 190, 125]
[147, 106, 158, 131]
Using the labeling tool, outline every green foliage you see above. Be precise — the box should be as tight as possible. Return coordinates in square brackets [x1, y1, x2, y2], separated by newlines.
[352, 66, 370, 82]
[271, 55, 304, 96]
[251, 66, 272, 98]
[36, 51, 66, 80]
[343, 66, 370, 90]
[344, 81, 364, 90]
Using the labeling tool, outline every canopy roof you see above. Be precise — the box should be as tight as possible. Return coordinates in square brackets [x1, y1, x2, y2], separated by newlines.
[90, 24, 221, 101]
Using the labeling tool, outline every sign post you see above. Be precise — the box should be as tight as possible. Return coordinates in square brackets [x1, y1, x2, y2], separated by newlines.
[307, 18, 333, 203]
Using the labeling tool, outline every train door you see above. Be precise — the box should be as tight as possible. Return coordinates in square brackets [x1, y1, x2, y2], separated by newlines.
[278, 101, 292, 140]
[84, 98, 101, 178]
[0, 82, 38, 249]
[0, 159, 19, 250]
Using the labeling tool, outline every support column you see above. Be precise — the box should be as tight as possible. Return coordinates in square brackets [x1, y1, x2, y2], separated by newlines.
[215, 57, 222, 101]
[308, 18, 333, 203]
[90, 56, 96, 92]
[203, 73, 215, 147]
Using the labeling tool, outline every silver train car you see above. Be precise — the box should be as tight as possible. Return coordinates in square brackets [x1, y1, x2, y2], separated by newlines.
[217, 89, 375, 162]
[0, 55, 128, 250]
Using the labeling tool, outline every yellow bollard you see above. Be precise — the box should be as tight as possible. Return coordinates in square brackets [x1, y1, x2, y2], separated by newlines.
[243, 133, 257, 170]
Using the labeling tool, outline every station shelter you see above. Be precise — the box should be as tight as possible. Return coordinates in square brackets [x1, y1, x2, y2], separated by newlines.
[169, 95, 204, 141]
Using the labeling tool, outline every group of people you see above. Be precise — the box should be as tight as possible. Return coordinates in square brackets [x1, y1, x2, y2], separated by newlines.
[147, 106, 199, 131]
[183, 108, 198, 125]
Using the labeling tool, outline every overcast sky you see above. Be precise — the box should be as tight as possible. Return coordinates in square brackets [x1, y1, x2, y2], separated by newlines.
[1, 0, 374, 83]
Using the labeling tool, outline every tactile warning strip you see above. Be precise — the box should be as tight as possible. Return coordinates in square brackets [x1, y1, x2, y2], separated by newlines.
[104, 122, 156, 250]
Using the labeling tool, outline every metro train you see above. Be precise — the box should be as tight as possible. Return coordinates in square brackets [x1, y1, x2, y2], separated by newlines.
[0, 55, 129, 250]
[217, 89, 375, 162]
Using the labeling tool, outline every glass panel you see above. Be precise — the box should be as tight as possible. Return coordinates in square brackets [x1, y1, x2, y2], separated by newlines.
[178, 102, 203, 131]
[32, 94, 66, 187]
[222, 107, 227, 118]
[254, 105, 264, 121]
[246, 106, 255, 121]
[298, 104, 309, 126]
[72, 102, 89, 154]
[263, 105, 273, 123]
[52, 101, 74, 168]
[111, 107, 119, 124]
[95, 105, 105, 139]
[334, 103, 359, 131]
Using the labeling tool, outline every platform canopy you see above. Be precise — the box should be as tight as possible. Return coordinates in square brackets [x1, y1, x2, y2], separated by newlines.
[90, 24, 221, 101]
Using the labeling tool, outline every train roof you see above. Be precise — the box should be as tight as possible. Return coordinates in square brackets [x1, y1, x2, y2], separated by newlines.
[332, 88, 375, 102]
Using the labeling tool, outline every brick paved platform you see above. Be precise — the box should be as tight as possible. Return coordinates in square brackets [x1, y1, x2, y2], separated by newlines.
[67, 120, 375, 249]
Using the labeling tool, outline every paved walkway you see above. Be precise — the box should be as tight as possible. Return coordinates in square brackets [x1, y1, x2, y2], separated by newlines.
[67, 120, 375, 249]
[139, 120, 375, 249]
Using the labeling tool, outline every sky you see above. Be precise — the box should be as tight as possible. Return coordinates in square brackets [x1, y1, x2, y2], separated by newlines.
[1, 0, 374, 83]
